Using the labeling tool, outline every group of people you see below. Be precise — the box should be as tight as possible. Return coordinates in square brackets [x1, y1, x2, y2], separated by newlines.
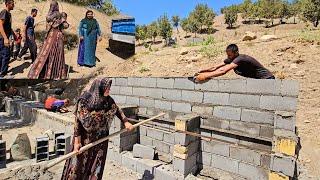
[0, 0, 102, 79]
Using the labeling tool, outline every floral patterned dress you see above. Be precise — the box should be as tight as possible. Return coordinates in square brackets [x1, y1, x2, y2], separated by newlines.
[61, 97, 126, 180]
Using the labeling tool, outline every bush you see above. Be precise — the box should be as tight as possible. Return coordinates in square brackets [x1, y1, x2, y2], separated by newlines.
[139, 66, 150, 73]
[296, 29, 320, 44]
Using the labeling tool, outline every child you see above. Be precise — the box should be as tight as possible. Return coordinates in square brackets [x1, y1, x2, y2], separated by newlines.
[45, 96, 70, 113]
[13, 28, 22, 60]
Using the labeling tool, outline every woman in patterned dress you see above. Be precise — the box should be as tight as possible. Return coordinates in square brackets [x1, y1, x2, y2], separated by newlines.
[61, 77, 134, 180]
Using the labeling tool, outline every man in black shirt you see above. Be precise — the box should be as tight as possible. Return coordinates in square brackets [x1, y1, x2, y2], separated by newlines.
[0, 0, 14, 78]
[17, 8, 38, 62]
[195, 44, 274, 82]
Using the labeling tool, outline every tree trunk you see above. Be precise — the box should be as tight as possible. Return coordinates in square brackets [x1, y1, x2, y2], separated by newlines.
[294, 16, 296, 24]
[314, 19, 319, 27]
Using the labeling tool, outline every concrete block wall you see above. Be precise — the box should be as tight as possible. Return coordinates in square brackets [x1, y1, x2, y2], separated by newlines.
[109, 77, 299, 179]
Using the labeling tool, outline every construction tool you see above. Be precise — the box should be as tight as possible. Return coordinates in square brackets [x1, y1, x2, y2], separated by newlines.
[43, 113, 166, 170]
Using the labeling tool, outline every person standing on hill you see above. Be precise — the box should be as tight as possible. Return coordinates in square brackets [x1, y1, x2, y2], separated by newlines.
[77, 10, 102, 67]
[195, 44, 275, 82]
[17, 8, 38, 63]
[0, 0, 14, 78]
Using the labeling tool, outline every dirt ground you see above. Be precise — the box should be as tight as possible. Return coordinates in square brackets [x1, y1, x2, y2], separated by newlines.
[3, 0, 320, 178]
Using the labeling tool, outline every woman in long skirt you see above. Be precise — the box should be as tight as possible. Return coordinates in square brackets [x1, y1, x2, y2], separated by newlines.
[61, 77, 134, 180]
[77, 10, 101, 67]
[28, 1, 69, 79]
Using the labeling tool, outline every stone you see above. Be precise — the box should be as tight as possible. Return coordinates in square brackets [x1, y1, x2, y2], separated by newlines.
[260, 35, 279, 42]
[242, 31, 257, 41]
[180, 48, 189, 55]
[11, 133, 32, 161]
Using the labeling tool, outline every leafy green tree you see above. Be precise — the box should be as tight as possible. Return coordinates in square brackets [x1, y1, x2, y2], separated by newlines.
[241, 0, 254, 22]
[136, 25, 147, 44]
[190, 4, 215, 31]
[101, 0, 120, 16]
[289, 0, 301, 24]
[301, 0, 320, 27]
[158, 14, 173, 45]
[180, 18, 191, 36]
[172, 15, 180, 33]
[277, 0, 291, 24]
[147, 21, 159, 42]
[224, 5, 239, 28]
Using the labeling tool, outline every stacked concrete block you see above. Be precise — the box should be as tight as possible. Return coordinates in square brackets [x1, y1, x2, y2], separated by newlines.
[133, 144, 155, 160]
[0, 140, 6, 168]
[35, 136, 49, 162]
[109, 107, 139, 152]
[55, 135, 71, 157]
[173, 114, 200, 177]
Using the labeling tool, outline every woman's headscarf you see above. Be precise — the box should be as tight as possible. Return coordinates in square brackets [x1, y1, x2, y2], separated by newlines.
[46, 1, 60, 23]
[77, 77, 112, 111]
[81, 10, 98, 35]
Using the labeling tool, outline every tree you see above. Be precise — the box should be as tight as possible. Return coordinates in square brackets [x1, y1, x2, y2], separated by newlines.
[301, 0, 320, 27]
[190, 4, 215, 31]
[158, 14, 173, 45]
[224, 5, 239, 28]
[289, 0, 301, 24]
[147, 22, 159, 43]
[241, 0, 254, 22]
[101, 0, 120, 16]
[180, 18, 190, 36]
[277, 0, 291, 24]
[259, 0, 280, 27]
[188, 13, 201, 37]
[136, 25, 147, 44]
[172, 15, 180, 33]
[252, 0, 265, 24]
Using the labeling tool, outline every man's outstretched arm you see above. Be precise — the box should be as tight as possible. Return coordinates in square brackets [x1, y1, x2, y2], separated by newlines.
[196, 63, 238, 82]
[199, 62, 226, 73]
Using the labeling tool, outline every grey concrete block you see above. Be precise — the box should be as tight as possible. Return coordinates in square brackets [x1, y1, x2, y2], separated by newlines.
[281, 80, 299, 97]
[162, 89, 182, 101]
[133, 144, 155, 160]
[140, 135, 153, 146]
[140, 126, 147, 136]
[271, 155, 296, 177]
[229, 121, 261, 136]
[173, 153, 198, 176]
[174, 133, 195, 146]
[121, 152, 138, 171]
[128, 77, 142, 87]
[132, 87, 147, 96]
[136, 159, 162, 178]
[155, 165, 184, 180]
[155, 100, 172, 111]
[174, 78, 195, 90]
[246, 79, 281, 95]
[147, 128, 164, 141]
[203, 92, 229, 105]
[241, 109, 274, 125]
[229, 94, 260, 108]
[239, 140, 272, 152]
[138, 107, 147, 115]
[218, 79, 247, 93]
[199, 152, 212, 166]
[182, 91, 203, 103]
[140, 98, 155, 108]
[153, 139, 171, 154]
[200, 129, 211, 137]
[115, 78, 128, 86]
[163, 132, 175, 144]
[274, 112, 296, 132]
[201, 141, 230, 157]
[211, 154, 239, 174]
[106, 146, 122, 163]
[201, 117, 230, 130]
[260, 96, 297, 111]
[259, 125, 274, 139]
[140, 78, 157, 87]
[213, 106, 241, 121]
[261, 154, 271, 169]
[230, 146, 261, 165]
[238, 162, 268, 180]
[112, 95, 126, 104]
[195, 80, 219, 91]
[119, 86, 133, 95]
[172, 102, 192, 113]
[157, 78, 175, 88]
[192, 106, 213, 115]
[126, 96, 140, 105]
[146, 88, 163, 99]
[110, 85, 120, 95]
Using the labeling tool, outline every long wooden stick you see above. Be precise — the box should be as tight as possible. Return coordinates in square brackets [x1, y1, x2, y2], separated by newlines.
[44, 113, 166, 170]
